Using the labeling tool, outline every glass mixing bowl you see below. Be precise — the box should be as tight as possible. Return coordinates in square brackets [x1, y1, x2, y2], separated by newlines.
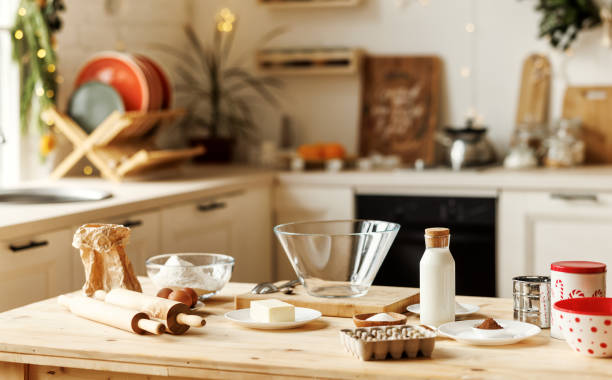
[146, 253, 234, 299]
[274, 220, 400, 298]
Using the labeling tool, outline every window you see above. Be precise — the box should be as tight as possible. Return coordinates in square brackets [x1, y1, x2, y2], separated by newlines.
[0, 0, 20, 186]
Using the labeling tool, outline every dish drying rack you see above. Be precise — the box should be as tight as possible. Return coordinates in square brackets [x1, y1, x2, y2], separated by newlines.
[44, 107, 205, 182]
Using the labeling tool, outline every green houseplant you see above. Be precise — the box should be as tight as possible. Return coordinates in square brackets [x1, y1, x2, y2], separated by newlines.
[533, 0, 601, 51]
[160, 9, 282, 162]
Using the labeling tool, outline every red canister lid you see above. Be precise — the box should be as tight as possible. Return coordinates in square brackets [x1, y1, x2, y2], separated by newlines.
[551, 261, 606, 274]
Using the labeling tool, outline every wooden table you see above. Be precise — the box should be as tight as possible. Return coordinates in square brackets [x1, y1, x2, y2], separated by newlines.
[0, 280, 609, 380]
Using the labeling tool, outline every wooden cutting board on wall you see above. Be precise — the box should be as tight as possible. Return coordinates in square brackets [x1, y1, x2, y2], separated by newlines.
[358, 55, 441, 165]
[562, 86, 612, 163]
[515, 54, 551, 125]
[235, 285, 419, 317]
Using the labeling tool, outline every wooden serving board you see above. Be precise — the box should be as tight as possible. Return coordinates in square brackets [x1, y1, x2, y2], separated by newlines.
[515, 53, 551, 125]
[358, 55, 441, 165]
[235, 284, 419, 317]
[562, 86, 612, 163]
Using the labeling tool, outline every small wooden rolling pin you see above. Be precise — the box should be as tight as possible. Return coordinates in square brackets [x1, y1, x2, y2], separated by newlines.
[95, 289, 205, 334]
[58, 295, 164, 335]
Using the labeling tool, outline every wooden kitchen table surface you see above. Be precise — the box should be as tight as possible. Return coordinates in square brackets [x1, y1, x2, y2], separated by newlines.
[0, 280, 609, 380]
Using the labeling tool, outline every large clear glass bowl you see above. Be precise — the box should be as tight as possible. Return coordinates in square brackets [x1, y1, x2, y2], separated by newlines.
[274, 220, 400, 298]
[146, 253, 234, 299]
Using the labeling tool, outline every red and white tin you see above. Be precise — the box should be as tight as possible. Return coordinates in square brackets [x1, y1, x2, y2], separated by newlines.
[551, 261, 606, 339]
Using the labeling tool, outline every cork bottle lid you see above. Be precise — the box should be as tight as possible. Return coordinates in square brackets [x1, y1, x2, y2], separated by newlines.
[425, 227, 450, 236]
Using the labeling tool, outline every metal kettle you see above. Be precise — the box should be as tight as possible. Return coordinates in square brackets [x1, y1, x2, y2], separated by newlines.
[438, 120, 496, 170]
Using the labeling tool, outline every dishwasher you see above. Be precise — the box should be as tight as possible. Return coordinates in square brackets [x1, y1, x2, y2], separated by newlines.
[356, 195, 496, 297]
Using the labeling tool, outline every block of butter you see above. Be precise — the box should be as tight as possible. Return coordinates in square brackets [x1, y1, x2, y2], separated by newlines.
[250, 299, 295, 323]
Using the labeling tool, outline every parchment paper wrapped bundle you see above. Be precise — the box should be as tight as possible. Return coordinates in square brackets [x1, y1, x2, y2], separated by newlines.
[73, 223, 142, 296]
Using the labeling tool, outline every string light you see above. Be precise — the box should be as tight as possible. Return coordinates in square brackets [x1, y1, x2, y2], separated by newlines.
[18, 7, 26, 16]
[37, 49, 46, 59]
[46, 89, 54, 98]
[83, 166, 93, 176]
[14, 30, 23, 40]
[47, 63, 56, 73]
[35, 87, 44, 97]
[56, 75, 64, 84]
[216, 8, 235, 33]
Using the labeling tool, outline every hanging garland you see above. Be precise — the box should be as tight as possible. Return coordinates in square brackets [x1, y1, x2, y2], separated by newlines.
[11, 0, 64, 157]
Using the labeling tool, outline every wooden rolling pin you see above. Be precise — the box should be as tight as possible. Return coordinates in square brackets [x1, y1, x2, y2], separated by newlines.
[94, 289, 205, 334]
[58, 295, 164, 335]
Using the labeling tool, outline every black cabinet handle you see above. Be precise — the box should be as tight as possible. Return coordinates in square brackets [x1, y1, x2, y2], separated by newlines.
[9, 240, 49, 252]
[197, 202, 226, 212]
[121, 220, 143, 228]
[550, 193, 599, 202]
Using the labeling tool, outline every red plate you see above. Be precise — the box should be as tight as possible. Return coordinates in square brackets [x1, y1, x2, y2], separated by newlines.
[135, 54, 172, 109]
[75, 52, 149, 111]
[133, 54, 163, 111]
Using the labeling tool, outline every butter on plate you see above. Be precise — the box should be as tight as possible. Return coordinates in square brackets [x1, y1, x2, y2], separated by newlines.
[250, 299, 295, 323]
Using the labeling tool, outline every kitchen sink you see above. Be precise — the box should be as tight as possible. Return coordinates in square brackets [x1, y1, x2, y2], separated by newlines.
[0, 188, 112, 204]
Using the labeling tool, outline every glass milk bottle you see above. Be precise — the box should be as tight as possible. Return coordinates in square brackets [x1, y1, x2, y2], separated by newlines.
[420, 227, 455, 326]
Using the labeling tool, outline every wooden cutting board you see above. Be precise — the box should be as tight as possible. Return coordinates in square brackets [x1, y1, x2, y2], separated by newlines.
[235, 285, 419, 317]
[562, 86, 612, 163]
[515, 54, 551, 125]
[358, 55, 441, 165]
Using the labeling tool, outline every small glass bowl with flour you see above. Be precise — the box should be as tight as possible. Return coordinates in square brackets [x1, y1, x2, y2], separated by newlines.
[146, 253, 234, 300]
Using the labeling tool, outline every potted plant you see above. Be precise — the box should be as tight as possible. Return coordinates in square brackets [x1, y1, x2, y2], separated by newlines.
[160, 9, 282, 162]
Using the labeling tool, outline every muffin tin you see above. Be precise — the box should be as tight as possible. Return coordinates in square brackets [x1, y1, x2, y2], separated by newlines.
[339, 325, 436, 361]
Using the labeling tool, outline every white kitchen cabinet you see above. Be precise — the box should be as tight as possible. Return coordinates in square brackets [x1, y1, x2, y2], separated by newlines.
[0, 228, 73, 312]
[160, 187, 272, 283]
[71, 211, 161, 289]
[274, 185, 354, 280]
[499, 190, 612, 297]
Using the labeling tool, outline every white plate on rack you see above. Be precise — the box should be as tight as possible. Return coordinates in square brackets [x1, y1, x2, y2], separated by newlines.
[438, 319, 541, 345]
[407, 302, 480, 317]
[224, 307, 322, 330]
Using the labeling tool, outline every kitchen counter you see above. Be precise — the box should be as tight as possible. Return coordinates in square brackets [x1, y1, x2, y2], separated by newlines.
[4, 164, 612, 238]
[0, 278, 608, 380]
[0, 166, 274, 238]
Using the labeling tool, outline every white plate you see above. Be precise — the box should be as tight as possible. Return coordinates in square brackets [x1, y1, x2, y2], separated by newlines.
[438, 319, 541, 346]
[406, 302, 480, 316]
[224, 307, 322, 330]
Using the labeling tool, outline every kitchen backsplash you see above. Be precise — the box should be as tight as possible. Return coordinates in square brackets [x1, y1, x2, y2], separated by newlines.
[53, 0, 612, 156]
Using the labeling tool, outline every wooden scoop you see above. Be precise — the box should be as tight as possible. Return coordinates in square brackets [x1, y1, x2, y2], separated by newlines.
[58, 295, 164, 335]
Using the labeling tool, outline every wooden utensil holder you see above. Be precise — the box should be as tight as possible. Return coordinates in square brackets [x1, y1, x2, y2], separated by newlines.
[43, 107, 205, 182]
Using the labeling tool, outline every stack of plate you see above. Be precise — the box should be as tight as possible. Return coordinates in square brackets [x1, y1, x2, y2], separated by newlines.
[68, 52, 173, 133]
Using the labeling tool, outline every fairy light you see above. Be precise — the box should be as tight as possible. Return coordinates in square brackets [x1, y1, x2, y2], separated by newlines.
[35, 87, 44, 97]
[56, 75, 64, 84]
[47, 63, 56, 73]
[46, 89, 54, 98]
[37, 49, 46, 59]
[18, 7, 26, 16]
[14, 30, 23, 40]
[216, 8, 235, 33]
[83, 166, 93, 176]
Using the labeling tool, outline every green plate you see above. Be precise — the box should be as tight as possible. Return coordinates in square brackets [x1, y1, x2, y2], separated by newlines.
[68, 81, 125, 133]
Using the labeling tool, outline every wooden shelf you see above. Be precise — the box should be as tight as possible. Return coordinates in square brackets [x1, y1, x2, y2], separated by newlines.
[256, 48, 362, 76]
[258, 0, 361, 9]
[43, 108, 205, 182]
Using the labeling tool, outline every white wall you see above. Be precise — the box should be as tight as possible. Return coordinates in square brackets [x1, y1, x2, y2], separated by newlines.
[193, 0, 612, 157]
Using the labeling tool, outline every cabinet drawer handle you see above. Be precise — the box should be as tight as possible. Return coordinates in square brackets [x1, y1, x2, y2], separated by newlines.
[197, 202, 226, 212]
[550, 193, 599, 202]
[9, 240, 49, 252]
[121, 220, 143, 228]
